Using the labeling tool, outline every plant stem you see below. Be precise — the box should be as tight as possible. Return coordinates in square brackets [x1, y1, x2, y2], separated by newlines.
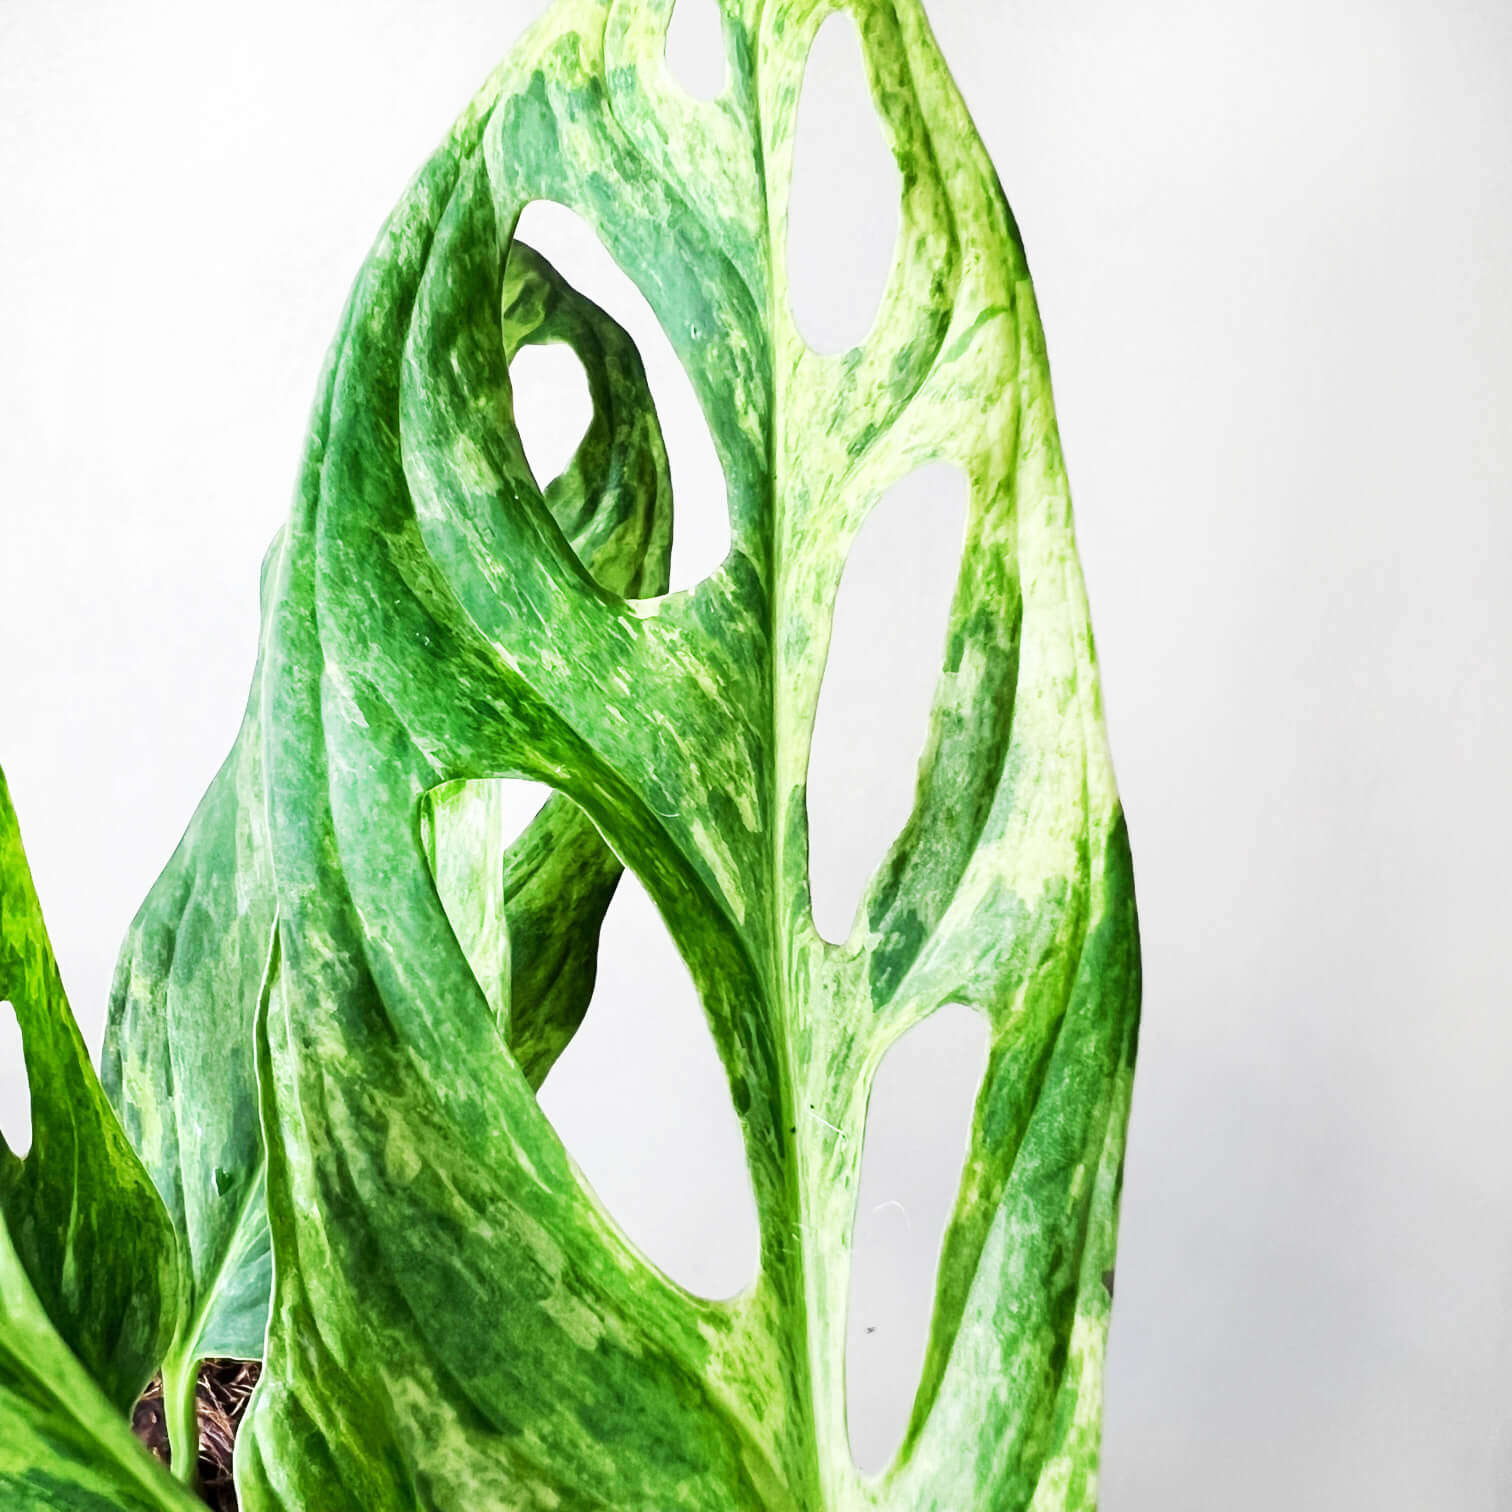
[161, 1353, 201, 1491]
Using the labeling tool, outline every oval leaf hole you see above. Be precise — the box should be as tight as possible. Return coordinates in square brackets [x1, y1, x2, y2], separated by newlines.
[787, 11, 901, 353]
[0, 1000, 32, 1158]
[807, 463, 969, 943]
[514, 200, 731, 592]
[510, 342, 592, 491]
[536, 871, 759, 1300]
[847, 1002, 989, 1474]
[666, 0, 726, 100]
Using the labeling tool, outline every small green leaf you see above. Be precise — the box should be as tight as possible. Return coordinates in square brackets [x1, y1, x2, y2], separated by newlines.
[0, 769, 178, 1413]
[0, 769, 195, 1511]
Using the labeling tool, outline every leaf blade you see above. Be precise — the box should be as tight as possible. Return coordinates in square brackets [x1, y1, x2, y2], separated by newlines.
[124, 2, 1153, 1507]
[0, 768, 194, 1509]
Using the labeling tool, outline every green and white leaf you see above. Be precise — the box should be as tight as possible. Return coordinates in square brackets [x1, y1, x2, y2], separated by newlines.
[0, 770, 199, 1511]
[165, 1, 1151, 1509]
[0, 0, 1142, 1505]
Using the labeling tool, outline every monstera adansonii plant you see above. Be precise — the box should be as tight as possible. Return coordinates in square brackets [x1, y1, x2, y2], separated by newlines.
[0, 1, 1140, 1507]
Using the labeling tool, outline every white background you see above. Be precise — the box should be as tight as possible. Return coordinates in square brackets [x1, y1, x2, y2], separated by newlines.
[2, 0, 1510, 1505]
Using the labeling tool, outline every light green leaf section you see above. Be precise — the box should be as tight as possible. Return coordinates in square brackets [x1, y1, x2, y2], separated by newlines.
[0, 770, 199, 1512]
[203, 1, 1145, 1509]
[101, 529, 285, 1374]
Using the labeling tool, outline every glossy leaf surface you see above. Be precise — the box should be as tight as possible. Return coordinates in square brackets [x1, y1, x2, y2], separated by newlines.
[75, 1, 1139, 1508]
[0, 771, 196, 1511]
[218, 2, 1140, 1508]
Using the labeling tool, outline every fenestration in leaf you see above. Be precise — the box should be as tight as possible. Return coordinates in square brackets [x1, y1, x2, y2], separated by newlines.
[71, 0, 1143, 1508]
[164, 1, 1146, 1509]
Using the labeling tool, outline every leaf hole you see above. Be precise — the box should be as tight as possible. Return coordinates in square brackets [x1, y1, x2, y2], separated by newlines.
[807, 463, 970, 944]
[509, 341, 593, 492]
[0, 1000, 32, 1158]
[847, 1002, 989, 1474]
[665, 0, 727, 101]
[513, 201, 731, 593]
[536, 870, 760, 1300]
[787, 10, 902, 353]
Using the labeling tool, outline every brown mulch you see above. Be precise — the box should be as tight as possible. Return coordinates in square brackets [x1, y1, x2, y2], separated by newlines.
[132, 1359, 261, 1511]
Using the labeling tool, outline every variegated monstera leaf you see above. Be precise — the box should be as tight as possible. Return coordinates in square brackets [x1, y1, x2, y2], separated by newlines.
[4, 1, 1140, 1509]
